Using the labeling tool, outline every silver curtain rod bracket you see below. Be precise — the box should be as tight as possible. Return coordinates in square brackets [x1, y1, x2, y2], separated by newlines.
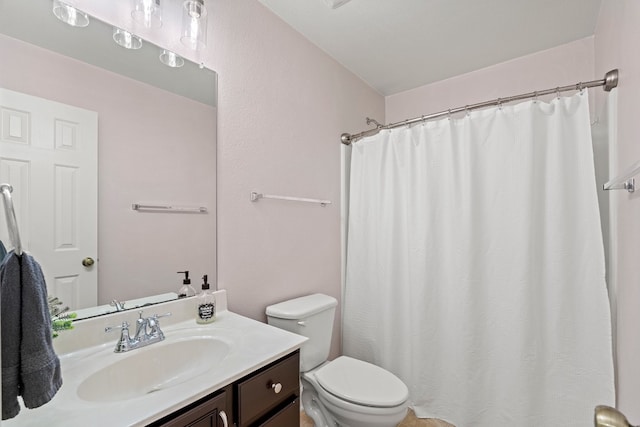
[341, 69, 620, 145]
[366, 117, 383, 128]
[604, 69, 619, 92]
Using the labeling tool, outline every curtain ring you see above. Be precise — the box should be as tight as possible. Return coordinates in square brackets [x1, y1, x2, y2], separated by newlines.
[497, 98, 503, 110]
[533, 91, 538, 103]
[465, 106, 470, 117]
[555, 87, 561, 99]
[447, 109, 452, 120]
[578, 82, 584, 94]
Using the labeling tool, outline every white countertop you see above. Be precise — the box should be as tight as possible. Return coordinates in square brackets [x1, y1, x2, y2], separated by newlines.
[5, 291, 307, 426]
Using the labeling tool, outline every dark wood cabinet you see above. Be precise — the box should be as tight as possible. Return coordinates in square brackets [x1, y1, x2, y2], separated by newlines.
[259, 397, 299, 427]
[235, 351, 300, 427]
[149, 385, 231, 427]
[146, 350, 300, 427]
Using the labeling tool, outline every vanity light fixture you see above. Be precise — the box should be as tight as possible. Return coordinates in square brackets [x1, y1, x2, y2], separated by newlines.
[52, 0, 89, 28]
[113, 27, 143, 50]
[159, 49, 185, 68]
[131, 0, 162, 28]
[180, 0, 207, 51]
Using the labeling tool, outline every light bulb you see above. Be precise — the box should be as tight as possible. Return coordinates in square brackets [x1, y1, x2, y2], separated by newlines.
[113, 27, 143, 50]
[181, 0, 207, 51]
[159, 50, 185, 68]
[52, 0, 89, 27]
[132, 0, 162, 28]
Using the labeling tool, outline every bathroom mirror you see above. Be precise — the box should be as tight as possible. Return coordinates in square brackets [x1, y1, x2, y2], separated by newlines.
[0, 0, 217, 320]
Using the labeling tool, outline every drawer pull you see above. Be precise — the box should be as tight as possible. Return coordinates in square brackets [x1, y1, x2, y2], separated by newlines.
[219, 410, 228, 427]
[271, 382, 282, 394]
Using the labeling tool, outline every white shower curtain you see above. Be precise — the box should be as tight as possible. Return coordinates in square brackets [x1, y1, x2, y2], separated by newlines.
[343, 92, 614, 426]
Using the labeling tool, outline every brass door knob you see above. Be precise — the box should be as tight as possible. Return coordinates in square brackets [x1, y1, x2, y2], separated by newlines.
[595, 406, 635, 427]
[82, 257, 95, 267]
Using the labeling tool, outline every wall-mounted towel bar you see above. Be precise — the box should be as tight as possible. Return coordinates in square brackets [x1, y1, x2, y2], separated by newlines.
[0, 183, 23, 255]
[131, 203, 208, 213]
[603, 160, 640, 193]
[250, 192, 331, 207]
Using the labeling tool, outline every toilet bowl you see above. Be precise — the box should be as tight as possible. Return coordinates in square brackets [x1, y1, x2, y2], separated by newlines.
[303, 357, 409, 427]
[266, 294, 409, 427]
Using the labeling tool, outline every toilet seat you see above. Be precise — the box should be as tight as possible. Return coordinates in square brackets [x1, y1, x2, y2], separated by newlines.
[314, 356, 409, 408]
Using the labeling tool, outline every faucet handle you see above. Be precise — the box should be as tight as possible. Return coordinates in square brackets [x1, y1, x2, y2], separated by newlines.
[151, 312, 172, 320]
[105, 320, 130, 333]
[105, 321, 133, 353]
[148, 312, 171, 330]
[147, 313, 171, 340]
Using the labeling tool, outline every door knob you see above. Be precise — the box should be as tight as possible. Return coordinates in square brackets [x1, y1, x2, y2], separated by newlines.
[82, 257, 95, 267]
[595, 405, 636, 427]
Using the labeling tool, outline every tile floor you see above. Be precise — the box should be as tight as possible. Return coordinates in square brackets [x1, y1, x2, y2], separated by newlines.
[300, 409, 455, 427]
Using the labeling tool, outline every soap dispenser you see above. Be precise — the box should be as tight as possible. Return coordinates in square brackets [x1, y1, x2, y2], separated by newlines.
[196, 274, 216, 324]
[177, 271, 196, 298]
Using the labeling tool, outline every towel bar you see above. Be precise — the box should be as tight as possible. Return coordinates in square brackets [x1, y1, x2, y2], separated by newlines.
[131, 204, 208, 213]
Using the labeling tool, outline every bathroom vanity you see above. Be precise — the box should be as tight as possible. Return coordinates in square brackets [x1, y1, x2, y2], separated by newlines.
[151, 351, 300, 427]
[4, 291, 306, 427]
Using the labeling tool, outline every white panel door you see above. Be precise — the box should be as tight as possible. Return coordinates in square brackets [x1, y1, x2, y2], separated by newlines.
[0, 88, 98, 310]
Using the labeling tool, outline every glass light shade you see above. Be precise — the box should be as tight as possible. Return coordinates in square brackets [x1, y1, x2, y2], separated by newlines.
[113, 28, 143, 50]
[131, 0, 162, 28]
[159, 50, 185, 68]
[52, 0, 89, 28]
[180, 0, 207, 51]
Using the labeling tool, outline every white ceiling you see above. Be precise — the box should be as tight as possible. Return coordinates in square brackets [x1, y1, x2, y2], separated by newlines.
[259, 0, 603, 96]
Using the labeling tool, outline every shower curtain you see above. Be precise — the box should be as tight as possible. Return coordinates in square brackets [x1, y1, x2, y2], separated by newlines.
[343, 92, 614, 426]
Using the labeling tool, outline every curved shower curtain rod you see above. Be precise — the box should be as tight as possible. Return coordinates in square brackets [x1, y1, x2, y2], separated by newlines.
[340, 69, 619, 145]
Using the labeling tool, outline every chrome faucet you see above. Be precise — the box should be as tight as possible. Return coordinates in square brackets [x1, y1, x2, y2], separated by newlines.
[105, 311, 172, 353]
[109, 299, 126, 311]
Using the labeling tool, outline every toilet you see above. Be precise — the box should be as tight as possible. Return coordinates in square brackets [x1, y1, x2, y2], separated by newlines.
[266, 293, 409, 427]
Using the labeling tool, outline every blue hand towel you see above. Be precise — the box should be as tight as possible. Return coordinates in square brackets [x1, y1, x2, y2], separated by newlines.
[0, 240, 6, 263]
[1, 251, 62, 420]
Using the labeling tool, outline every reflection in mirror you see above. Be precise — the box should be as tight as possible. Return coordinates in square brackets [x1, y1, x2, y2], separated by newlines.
[0, 0, 217, 320]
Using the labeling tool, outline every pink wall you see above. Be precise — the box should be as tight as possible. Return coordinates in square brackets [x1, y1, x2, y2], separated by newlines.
[211, 1, 383, 357]
[595, 1, 640, 421]
[0, 34, 217, 305]
[74, 0, 385, 356]
[386, 37, 596, 122]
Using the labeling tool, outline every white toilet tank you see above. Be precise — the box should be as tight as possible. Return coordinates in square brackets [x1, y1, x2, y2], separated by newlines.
[266, 294, 338, 373]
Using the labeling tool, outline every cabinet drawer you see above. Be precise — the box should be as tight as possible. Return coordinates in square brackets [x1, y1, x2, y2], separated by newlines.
[237, 351, 299, 426]
[150, 387, 228, 427]
[259, 397, 299, 427]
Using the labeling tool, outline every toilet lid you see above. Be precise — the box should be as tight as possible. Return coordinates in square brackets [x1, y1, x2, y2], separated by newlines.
[315, 356, 408, 407]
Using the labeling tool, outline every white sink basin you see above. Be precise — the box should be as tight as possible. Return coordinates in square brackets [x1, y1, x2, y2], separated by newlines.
[77, 336, 230, 402]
